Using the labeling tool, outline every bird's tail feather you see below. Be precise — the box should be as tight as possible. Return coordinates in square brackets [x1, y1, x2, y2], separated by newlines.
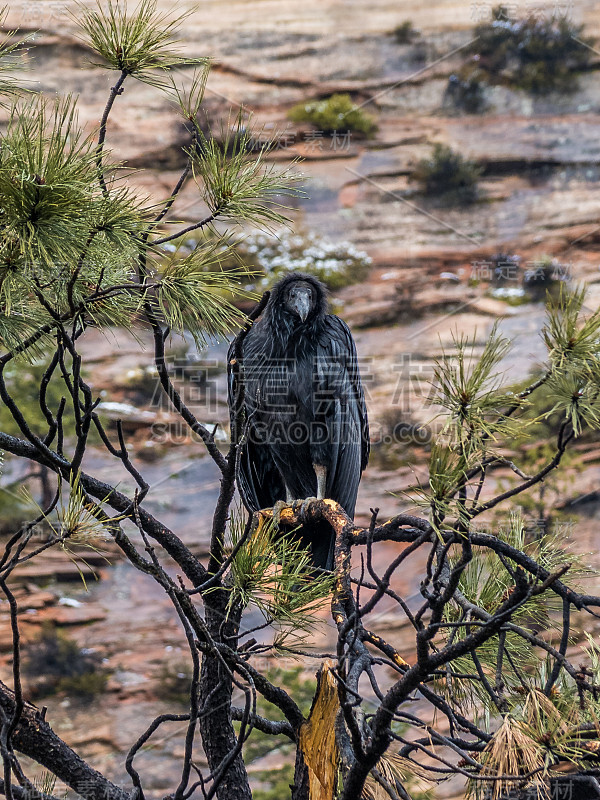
[298, 520, 335, 572]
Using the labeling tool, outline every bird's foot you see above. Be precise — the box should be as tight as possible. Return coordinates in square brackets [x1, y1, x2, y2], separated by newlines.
[298, 496, 318, 523]
[272, 499, 289, 529]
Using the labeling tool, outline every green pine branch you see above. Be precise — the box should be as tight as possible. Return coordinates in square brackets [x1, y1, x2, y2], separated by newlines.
[72, 0, 207, 87]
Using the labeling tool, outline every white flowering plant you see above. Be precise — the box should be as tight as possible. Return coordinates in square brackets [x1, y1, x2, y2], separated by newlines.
[165, 228, 372, 291]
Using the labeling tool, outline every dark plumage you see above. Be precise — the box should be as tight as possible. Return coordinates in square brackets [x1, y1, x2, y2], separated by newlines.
[228, 273, 369, 570]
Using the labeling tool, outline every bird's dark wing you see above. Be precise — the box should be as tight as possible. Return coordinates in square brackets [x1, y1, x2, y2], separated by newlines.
[314, 315, 369, 518]
[227, 333, 286, 512]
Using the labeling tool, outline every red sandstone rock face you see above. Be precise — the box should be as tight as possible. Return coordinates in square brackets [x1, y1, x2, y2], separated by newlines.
[3, 3, 600, 797]
[4, 3, 600, 264]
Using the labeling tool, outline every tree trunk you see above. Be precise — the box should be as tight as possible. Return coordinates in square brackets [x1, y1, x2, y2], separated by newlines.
[293, 662, 343, 800]
[198, 592, 252, 800]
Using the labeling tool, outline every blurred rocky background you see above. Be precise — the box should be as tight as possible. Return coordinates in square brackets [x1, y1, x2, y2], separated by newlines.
[2, 1, 600, 797]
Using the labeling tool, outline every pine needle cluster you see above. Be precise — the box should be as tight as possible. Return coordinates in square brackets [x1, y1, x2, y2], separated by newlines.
[73, 0, 205, 86]
[0, 0, 301, 361]
[223, 511, 333, 647]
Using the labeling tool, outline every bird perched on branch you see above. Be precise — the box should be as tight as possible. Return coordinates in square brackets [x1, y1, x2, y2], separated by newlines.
[228, 272, 369, 570]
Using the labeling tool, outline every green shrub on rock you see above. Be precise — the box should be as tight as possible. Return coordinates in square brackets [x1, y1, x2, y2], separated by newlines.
[24, 623, 108, 699]
[468, 6, 594, 94]
[288, 93, 377, 137]
[410, 143, 482, 205]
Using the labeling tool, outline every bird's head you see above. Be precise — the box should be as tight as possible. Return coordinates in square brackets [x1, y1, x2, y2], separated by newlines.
[285, 280, 315, 322]
[268, 273, 328, 326]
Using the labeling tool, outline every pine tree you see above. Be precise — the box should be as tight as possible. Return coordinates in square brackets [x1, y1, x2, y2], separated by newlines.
[0, 4, 599, 800]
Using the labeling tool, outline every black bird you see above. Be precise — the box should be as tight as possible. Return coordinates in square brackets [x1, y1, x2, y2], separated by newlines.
[228, 272, 369, 570]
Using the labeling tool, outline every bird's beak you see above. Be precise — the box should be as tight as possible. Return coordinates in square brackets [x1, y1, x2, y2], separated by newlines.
[291, 291, 311, 322]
